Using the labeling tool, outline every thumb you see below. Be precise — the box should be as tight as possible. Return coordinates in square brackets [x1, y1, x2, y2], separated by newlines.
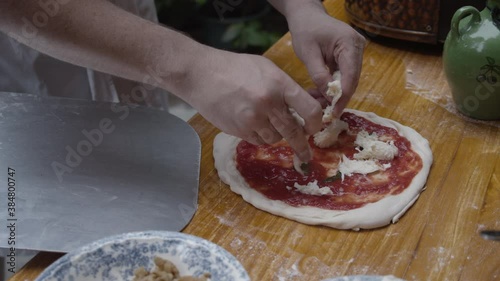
[301, 46, 333, 98]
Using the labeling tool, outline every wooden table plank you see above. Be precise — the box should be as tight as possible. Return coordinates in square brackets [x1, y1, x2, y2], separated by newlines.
[9, 0, 500, 280]
[8, 252, 63, 281]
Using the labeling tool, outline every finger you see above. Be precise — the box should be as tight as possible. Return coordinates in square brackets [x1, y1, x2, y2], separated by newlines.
[307, 87, 323, 99]
[334, 35, 365, 114]
[256, 123, 282, 144]
[326, 60, 338, 79]
[301, 45, 334, 96]
[307, 88, 328, 108]
[282, 78, 323, 135]
[245, 132, 265, 146]
[332, 95, 349, 118]
[269, 107, 312, 162]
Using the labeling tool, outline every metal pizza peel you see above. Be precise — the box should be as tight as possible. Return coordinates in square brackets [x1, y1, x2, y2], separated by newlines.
[0, 92, 201, 252]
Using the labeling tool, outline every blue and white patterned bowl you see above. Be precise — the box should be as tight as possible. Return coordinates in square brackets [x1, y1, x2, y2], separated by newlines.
[322, 276, 406, 281]
[35, 231, 250, 281]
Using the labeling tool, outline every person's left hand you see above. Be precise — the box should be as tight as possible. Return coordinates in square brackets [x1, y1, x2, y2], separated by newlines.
[285, 3, 366, 117]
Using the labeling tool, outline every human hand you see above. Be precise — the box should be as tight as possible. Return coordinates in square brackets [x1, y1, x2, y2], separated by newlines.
[285, 3, 366, 117]
[183, 48, 322, 162]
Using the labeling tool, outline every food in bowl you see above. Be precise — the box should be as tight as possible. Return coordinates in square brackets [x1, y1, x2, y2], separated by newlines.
[133, 256, 210, 281]
[35, 231, 250, 281]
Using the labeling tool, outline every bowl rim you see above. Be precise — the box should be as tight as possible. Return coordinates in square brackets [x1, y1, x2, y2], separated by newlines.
[322, 275, 406, 281]
[35, 230, 250, 281]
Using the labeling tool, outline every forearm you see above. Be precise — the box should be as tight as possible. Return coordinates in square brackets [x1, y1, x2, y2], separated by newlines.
[0, 0, 204, 100]
[267, 0, 326, 22]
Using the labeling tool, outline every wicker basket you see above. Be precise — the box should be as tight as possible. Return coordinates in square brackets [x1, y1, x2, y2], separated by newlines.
[344, 0, 483, 44]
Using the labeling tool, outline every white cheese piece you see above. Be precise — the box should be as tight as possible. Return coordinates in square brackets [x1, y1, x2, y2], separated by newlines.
[331, 70, 341, 82]
[338, 155, 381, 178]
[353, 130, 399, 161]
[313, 71, 347, 148]
[313, 119, 349, 148]
[327, 80, 342, 105]
[355, 130, 378, 144]
[290, 180, 333, 196]
[322, 71, 342, 124]
[322, 105, 335, 124]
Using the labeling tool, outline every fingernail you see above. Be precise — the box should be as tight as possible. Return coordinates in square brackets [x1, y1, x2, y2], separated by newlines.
[299, 147, 312, 162]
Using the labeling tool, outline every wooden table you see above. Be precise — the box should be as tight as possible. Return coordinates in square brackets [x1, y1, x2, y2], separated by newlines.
[10, 0, 500, 280]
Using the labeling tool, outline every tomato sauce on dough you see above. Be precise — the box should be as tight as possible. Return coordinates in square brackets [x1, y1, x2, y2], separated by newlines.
[236, 112, 423, 211]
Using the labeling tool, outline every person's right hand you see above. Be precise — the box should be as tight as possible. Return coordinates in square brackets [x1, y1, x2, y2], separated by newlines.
[0, 0, 319, 161]
[182, 48, 323, 162]
[286, 9, 366, 118]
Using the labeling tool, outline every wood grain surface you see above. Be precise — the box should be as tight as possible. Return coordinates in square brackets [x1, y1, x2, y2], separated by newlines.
[9, 0, 500, 280]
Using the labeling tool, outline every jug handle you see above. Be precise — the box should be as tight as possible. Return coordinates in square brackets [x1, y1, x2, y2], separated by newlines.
[493, 7, 500, 27]
[450, 6, 482, 39]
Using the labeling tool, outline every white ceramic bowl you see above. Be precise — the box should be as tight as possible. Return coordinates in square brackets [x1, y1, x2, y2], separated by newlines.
[35, 231, 250, 281]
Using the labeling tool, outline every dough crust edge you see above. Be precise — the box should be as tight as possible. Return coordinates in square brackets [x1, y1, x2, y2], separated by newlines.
[212, 109, 433, 230]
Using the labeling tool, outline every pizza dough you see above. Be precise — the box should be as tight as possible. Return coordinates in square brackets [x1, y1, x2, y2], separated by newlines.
[213, 109, 433, 230]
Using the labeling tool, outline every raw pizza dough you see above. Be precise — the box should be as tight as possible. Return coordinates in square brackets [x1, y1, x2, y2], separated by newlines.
[213, 109, 433, 230]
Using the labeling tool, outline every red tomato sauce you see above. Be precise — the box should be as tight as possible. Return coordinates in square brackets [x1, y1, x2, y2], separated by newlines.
[236, 112, 423, 210]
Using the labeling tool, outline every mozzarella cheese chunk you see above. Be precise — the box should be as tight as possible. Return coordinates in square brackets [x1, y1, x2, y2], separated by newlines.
[313, 119, 349, 148]
[331, 70, 341, 82]
[338, 130, 398, 179]
[322, 71, 342, 123]
[322, 105, 335, 124]
[327, 80, 342, 104]
[309, 71, 347, 150]
[338, 155, 382, 178]
[353, 130, 399, 161]
[288, 180, 333, 196]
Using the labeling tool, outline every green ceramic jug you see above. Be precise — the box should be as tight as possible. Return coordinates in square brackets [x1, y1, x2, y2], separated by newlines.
[443, 0, 500, 120]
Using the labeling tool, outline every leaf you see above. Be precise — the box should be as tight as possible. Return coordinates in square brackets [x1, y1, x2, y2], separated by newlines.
[248, 21, 262, 30]
[232, 37, 247, 49]
[487, 57, 496, 65]
[324, 171, 342, 182]
[222, 23, 244, 43]
[246, 29, 269, 47]
[492, 65, 500, 75]
[300, 163, 310, 175]
[267, 33, 281, 44]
